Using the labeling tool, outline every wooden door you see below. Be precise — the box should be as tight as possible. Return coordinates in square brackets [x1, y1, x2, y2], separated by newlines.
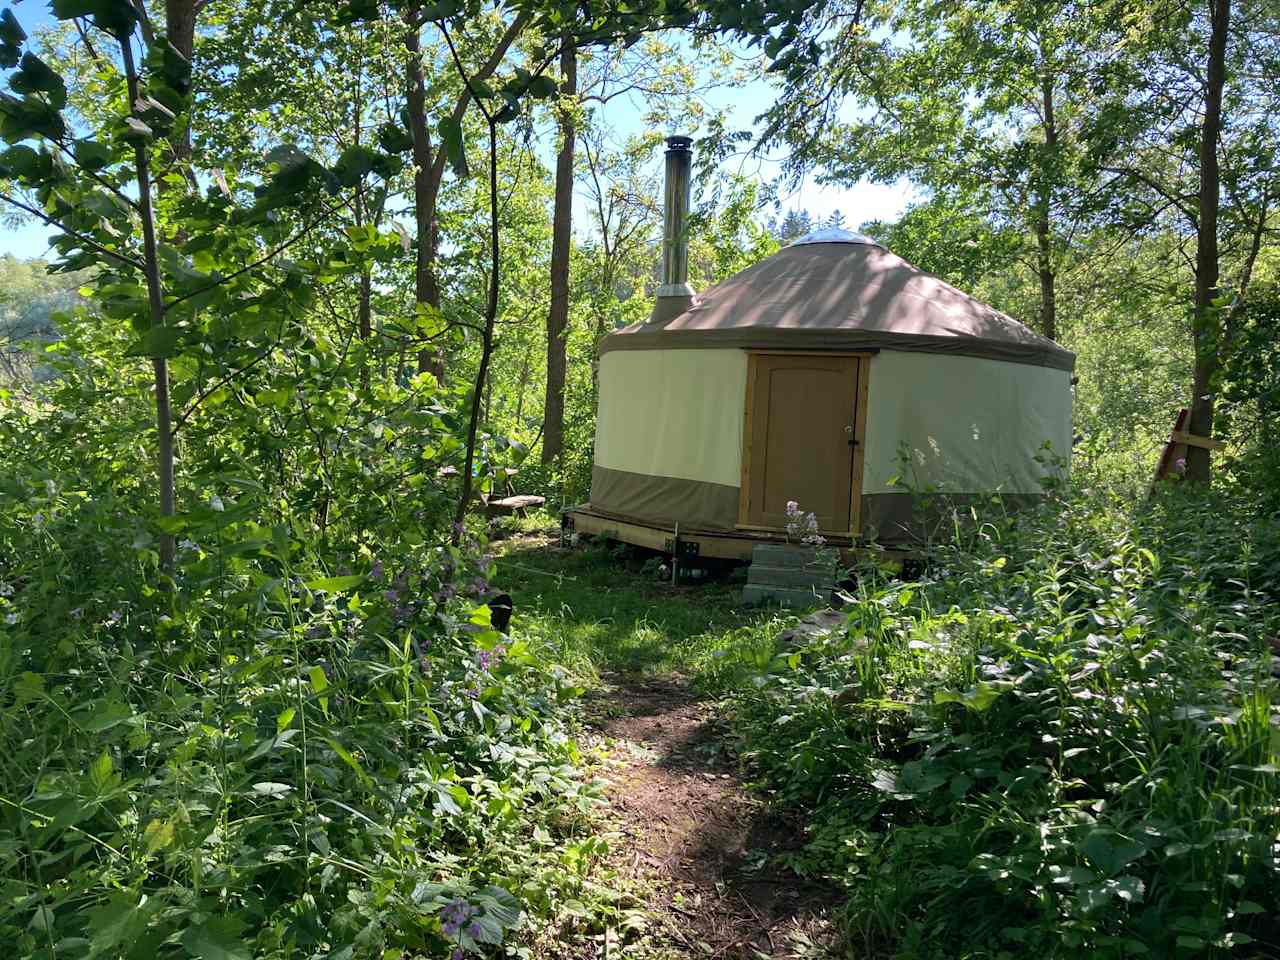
[741, 353, 865, 534]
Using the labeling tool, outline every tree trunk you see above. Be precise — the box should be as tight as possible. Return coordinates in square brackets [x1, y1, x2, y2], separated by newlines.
[453, 117, 502, 539]
[1035, 217, 1057, 343]
[121, 39, 176, 572]
[1186, 0, 1231, 484]
[403, 8, 444, 381]
[406, 10, 530, 382]
[1035, 71, 1058, 343]
[541, 41, 577, 466]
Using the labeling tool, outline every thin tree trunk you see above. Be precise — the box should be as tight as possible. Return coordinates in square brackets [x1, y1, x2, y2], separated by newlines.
[514, 344, 532, 423]
[1035, 71, 1058, 343]
[121, 39, 176, 571]
[403, 7, 443, 380]
[406, 11, 530, 382]
[542, 40, 576, 465]
[165, 0, 197, 166]
[1186, 0, 1231, 484]
[453, 116, 501, 538]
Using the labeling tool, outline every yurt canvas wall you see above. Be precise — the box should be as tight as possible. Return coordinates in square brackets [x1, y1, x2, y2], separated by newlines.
[590, 346, 1071, 544]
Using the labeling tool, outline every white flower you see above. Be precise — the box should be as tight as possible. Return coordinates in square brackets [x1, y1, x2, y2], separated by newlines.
[210, 495, 224, 512]
[4, 613, 17, 625]
[45, 479, 56, 497]
[0, 582, 12, 597]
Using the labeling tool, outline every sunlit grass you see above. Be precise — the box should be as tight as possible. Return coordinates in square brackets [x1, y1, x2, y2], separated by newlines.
[493, 515, 797, 690]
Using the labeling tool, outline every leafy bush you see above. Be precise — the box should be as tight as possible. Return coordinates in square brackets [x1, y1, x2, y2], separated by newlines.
[0, 407, 608, 959]
[730, 486, 1280, 958]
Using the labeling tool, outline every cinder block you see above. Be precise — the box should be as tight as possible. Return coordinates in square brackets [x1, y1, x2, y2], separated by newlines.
[742, 584, 830, 608]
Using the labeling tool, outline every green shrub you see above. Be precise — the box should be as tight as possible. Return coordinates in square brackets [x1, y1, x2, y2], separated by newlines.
[0, 450, 604, 959]
[731, 486, 1280, 958]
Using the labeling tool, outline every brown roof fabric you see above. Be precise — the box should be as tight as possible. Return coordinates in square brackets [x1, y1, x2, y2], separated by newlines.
[601, 240, 1075, 371]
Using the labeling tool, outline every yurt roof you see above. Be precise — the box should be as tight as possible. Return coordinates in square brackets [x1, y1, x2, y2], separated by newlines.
[602, 229, 1075, 371]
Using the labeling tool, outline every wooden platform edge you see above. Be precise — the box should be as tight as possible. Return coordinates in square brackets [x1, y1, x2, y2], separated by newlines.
[563, 508, 918, 563]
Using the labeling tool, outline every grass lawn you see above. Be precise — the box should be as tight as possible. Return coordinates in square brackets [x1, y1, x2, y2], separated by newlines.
[493, 517, 804, 690]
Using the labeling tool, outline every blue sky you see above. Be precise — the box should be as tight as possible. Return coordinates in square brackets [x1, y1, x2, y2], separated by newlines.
[0, 5, 916, 259]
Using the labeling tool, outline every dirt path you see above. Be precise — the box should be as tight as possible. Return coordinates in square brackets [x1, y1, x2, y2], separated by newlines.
[589, 674, 838, 959]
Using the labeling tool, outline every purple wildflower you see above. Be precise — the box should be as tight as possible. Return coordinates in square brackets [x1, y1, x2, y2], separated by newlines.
[467, 920, 482, 938]
[451, 951, 464, 960]
[370, 560, 385, 581]
[441, 899, 477, 936]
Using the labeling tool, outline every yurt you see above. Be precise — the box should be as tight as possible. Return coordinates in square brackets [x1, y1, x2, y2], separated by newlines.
[566, 137, 1075, 556]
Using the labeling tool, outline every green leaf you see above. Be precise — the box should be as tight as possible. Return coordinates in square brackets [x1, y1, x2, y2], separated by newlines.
[182, 917, 251, 960]
[80, 699, 133, 732]
[0, 10, 27, 69]
[126, 326, 180, 359]
[0, 92, 66, 142]
[305, 574, 364, 592]
[142, 818, 174, 854]
[74, 138, 113, 171]
[473, 885, 521, 928]
[437, 116, 467, 179]
[376, 122, 413, 154]
[325, 738, 369, 785]
[309, 665, 330, 719]
[87, 892, 151, 957]
[51, 0, 138, 37]
[88, 750, 113, 791]
[9, 53, 66, 109]
[934, 680, 1012, 712]
[1, 143, 46, 180]
[1080, 829, 1146, 876]
[332, 144, 379, 187]
[526, 75, 557, 99]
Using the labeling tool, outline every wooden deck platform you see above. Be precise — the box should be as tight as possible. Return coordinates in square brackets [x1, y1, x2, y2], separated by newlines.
[563, 507, 915, 563]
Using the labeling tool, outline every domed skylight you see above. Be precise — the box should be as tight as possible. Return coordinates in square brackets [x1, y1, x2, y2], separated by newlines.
[789, 226, 882, 247]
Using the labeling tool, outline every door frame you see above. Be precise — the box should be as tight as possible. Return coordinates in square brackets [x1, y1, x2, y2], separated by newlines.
[737, 351, 872, 537]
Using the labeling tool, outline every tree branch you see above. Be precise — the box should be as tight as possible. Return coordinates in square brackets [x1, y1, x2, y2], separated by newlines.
[0, 191, 147, 272]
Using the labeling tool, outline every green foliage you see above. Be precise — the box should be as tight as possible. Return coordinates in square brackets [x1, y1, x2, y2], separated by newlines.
[727, 486, 1280, 957]
[0, 416, 612, 959]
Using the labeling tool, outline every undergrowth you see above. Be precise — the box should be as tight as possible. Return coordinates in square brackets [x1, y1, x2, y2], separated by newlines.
[729, 486, 1280, 958]
[0, 481, 623, 958]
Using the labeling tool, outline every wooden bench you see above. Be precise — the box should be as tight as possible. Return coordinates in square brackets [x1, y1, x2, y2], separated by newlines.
[480, 468, 544, 518]
[482, 493, 545, 517]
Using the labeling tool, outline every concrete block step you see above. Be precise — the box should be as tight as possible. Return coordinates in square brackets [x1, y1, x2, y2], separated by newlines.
[746, 565, 837, 589]
[742, 584, 831, 609]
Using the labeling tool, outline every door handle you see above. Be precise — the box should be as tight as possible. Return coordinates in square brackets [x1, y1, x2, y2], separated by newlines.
[845, 425, 858, 447]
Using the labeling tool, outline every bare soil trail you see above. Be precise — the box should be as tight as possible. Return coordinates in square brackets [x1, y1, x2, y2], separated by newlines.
[588, 673, 838, 959]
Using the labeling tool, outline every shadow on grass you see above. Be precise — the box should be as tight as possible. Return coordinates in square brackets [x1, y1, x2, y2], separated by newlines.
[494, 530, 809, 686]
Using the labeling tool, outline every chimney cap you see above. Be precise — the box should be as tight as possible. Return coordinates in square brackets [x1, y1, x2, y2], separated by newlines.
[665, 134, 693, 151]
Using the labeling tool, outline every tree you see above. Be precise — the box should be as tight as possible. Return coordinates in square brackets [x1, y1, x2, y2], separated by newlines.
[541, 40, 576, 465]
[756, 0, 1130, 342]
[1100, 0, 1279, 481]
